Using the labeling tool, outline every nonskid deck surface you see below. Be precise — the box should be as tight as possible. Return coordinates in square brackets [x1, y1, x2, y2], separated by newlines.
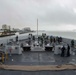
[4, 37, 76, 66]
[4, 50, 76, 66]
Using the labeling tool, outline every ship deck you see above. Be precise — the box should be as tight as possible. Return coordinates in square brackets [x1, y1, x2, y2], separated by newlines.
[0, 50, 76, 75]
[0, 38, 76, 75]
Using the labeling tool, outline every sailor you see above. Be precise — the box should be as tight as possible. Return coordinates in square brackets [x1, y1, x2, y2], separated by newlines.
[66, 44, 70, 57]
[53, 38, 56, 43]
[33, 36, 35, 41]
[61, 46, 65, 57]
[71, 40, 74, 47]
[21, 43, 23, 48]
[16, 36, 18, 42]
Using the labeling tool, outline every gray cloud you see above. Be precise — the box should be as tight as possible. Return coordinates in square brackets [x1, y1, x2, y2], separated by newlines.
[0, 0, 76, 30]
[41, 5, 76, 25]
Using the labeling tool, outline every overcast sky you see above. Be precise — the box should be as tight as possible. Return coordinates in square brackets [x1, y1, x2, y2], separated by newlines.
[0, 0, 76, 31]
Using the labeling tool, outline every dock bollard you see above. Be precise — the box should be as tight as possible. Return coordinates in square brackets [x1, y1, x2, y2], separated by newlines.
[2, 53, 4, 63]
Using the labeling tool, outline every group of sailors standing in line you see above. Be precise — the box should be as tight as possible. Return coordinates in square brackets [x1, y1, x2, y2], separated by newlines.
[29, 34, 71, 57]
[15, 34, 74, 57]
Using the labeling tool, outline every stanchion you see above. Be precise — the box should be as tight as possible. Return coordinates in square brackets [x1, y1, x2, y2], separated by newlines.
[9, 48, 12, 56]
[6, 52, 8, 60]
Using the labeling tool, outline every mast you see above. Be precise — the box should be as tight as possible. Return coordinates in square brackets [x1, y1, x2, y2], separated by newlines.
[37, 18, 38, 38]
